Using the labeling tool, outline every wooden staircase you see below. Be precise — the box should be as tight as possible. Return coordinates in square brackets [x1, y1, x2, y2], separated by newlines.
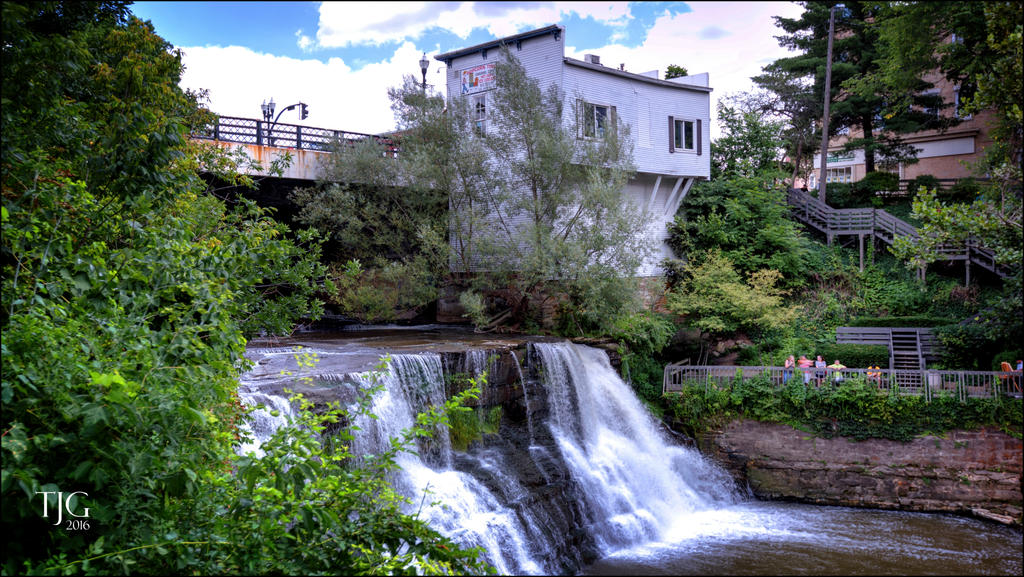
[785, 188, 1012, 279]
[889, 329, 925, 390]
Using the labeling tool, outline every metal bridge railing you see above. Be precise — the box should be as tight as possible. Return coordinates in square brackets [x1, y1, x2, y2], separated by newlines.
[663, 364, 1024, 402]
[191, 115, 399, 155]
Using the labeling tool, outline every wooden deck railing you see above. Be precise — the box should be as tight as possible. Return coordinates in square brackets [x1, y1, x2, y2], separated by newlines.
[663, 364, 1024, 401]
[785, 188, 1011, 278]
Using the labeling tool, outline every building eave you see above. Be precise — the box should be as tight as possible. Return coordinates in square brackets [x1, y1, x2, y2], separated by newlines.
[564, 58, 713, 93]
[434, 24, 562, 65]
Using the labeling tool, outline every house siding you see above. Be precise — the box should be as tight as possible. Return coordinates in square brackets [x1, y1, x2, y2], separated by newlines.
[438, 24, 712, 277]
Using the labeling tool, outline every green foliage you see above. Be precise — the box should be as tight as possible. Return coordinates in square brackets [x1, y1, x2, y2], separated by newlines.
[0, 3, 488, 573]
[665, 376, 1022, 442]
[710, 95, 786, 180]
[665, 64, 689, 79]
[669, 176, 815, 289]
[610, 311, 677, 359]
[458, 290, 490, 331]
[447, 406, 503, 452]
[769, 2, 930, 174]
[667, 249, 800, 341]
[822, 171, 900, 209]
[866, 1, 1022, 169]
[847, 315, 955, 328]
[328, 258, 439, 323]
[820, 174, 899, 210]
[943, 177, 982, 203]
[907, 174, 941, 196]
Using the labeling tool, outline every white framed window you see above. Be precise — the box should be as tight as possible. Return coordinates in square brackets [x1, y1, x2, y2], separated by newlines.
[578, 100, 613, 139]
[472, 93, 487, 133]
[826, 166, 852, 184]
[668, 116, 701, 154]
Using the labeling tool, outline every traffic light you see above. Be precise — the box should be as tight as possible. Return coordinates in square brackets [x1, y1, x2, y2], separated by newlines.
[300, 103, 308, 120]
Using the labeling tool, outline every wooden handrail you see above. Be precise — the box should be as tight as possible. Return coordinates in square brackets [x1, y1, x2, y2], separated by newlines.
[786, 188, 1010, 278]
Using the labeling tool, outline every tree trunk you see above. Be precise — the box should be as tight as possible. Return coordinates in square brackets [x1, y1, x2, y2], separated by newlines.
[862, 115, 876, 173]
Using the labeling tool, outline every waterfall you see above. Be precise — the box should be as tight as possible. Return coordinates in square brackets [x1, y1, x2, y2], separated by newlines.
[236, 339, 744, 575]
[531, 342, 741, 554]
[349, 353, 548, 575]
[236, 392, 300, 457]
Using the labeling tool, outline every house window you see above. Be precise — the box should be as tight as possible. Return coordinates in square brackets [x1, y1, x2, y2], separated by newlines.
[668, 116, 701, 154]
[472, 93, 487, 133]
[921, 89, 940, 119]
[825, 166, 852, 184]
[675, 119, 695, 150]
[954, 85, 972, 120]
[580, 101, 611, 139]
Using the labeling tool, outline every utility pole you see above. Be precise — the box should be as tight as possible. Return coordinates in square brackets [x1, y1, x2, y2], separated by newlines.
[817, 4, 841, 205]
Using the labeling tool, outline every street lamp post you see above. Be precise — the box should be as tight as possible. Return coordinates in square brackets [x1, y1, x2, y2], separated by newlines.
[420, 53, 429, 93]
[259, 99, 308, 147]
[817, 4, 841, 205]
[260, 98, 275, 145]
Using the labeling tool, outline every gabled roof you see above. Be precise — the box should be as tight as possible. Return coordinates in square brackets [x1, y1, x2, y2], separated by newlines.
[434, 24, 562, 65]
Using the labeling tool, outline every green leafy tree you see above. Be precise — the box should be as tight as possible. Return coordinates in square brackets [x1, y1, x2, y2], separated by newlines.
[471, 49, 652, 333]
[2, 3, 485, 573]
[665, 64, 689, 79]
[667, 249, 800, 362]
[299, 48, 653, 333]
[289, 84, 451, 323]
[863, 1, 1021, 167]
[710, 93, 787, 180]
[750, 67, 821, 186]
[767, 2, 943, 180]
[668, 176, 815, 290]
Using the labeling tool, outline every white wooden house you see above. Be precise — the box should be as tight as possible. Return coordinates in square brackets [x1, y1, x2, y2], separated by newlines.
[435, 24, 712, 277]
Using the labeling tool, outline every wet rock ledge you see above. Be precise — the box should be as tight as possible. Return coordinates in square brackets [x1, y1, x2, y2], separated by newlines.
[697, 419, 1023, 527]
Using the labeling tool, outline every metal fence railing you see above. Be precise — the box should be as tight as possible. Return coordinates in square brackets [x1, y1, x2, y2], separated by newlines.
[663, 364, 1024, 402]
[191, 115, 399, 155]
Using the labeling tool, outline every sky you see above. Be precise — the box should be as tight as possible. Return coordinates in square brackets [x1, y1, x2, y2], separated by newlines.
[128, 1, 807, 139]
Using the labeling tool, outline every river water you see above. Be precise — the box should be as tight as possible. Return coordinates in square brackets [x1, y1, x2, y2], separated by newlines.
[239, 330, 1022, 576]
[581, 501, 1022, 575]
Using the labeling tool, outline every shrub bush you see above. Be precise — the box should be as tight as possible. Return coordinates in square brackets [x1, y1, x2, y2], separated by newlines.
[942, 177, 981, 203]
[823, 182, 857, 207]
[854, 171, 900, 206]
[848, 315, 955, 328]
[908, 174, 941, 195]
[664, 377, 1022, 442]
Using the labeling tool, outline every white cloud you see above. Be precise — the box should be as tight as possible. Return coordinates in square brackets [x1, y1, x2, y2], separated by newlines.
[177, 43, 431, 135]
[563, 2, 806, 137]
[176, 2, 806, 137]
[313, 2, 633, 47]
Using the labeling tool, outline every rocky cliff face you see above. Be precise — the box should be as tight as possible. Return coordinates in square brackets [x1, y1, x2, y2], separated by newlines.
[697, 419, 1023, 526]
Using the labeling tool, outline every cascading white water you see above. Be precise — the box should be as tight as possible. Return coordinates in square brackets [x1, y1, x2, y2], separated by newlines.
[348, 353, 548, 576]
[531, 342, 742, 553]
[236, 390, 300, 458]
[235, 339, 747, 575]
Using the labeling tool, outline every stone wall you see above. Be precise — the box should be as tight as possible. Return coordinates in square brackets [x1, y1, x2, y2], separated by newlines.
[698, 419, 1023, 526]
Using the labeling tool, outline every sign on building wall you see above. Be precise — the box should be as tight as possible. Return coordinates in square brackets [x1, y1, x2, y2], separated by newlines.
[826, 151, 856, 164]
[461, 63, 496, 95]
